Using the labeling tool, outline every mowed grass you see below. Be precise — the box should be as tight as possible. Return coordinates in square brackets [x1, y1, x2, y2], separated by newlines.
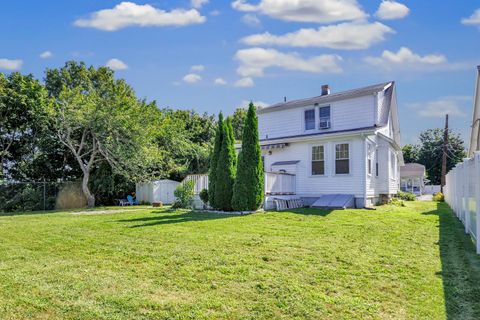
[1, 202, 480, 319]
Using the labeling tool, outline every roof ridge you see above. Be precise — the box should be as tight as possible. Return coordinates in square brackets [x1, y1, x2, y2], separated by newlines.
[259, 81, 394, 113]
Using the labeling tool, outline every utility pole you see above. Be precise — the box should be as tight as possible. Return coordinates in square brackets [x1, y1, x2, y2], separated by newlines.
[441, 114, 449, 192]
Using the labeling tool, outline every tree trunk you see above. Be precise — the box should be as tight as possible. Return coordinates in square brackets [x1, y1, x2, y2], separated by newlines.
[82, 171, 95, 208]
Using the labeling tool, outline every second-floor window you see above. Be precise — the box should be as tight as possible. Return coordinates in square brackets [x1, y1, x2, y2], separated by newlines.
[335, 143, 350, 174]
[319, 106, 331, 129]
[304, 109, 315, 130]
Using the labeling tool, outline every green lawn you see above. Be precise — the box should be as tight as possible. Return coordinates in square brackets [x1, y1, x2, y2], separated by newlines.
[1, 202, 480, 319]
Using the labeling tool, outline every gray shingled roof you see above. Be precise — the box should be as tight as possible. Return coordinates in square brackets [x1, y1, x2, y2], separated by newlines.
[400, 163, 426, 178]
[271, 160, 300, 166]
[258, 81, 394, 114]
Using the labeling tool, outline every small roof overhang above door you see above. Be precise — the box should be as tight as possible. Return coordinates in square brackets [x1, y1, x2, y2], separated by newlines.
[261, 143, 289, 150]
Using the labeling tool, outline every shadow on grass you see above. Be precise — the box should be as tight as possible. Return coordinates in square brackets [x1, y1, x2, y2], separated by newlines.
[117, 210, 240, 228]
[0, 210, 58, 217]
[423, 202, 480, 319]
[280, 207, 334, 217]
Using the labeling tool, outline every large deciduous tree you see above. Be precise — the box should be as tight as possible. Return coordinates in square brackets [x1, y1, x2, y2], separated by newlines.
[155, 109, 216, 181]
[46, 61, 161, 207]
[214, 117, 236, 211]
[401, 144, 419, 164]
[0, 72, 51, 179]
[232, 103, 264, 211]
[231, 107, 247, 141]
[414, 128, 466, 185]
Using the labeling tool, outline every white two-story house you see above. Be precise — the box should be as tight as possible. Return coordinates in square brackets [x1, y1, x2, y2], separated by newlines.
[258, 82, 403, 208]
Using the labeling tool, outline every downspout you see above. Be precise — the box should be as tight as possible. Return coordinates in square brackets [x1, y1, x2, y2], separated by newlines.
[362, 133, 368, 207]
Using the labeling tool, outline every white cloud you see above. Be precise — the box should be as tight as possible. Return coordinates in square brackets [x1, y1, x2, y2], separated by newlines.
[106, 58, 128, 70]
[39, 51, 53, 59]
[231, 0, 366, 23]
[241, 21, 393, 50]
[462, 9, 480, 26]
[191, 0, 209, 9]
[190, 64, 205, 72]
[235, 47, 342, 77]
[234, 77, 255, 87]
[183, 73, 202, 83]
[242, 14, 262, 27]
[409, 96, 468, 118]
[240, 100, 269, 108]
[375, 1, 409, 20]
[74, 2, 206, 31]
[0, 58, 23, 70]
[364, 47, 467, 72]
[214, 78, 227, 85]
[210, 10, 221, 16]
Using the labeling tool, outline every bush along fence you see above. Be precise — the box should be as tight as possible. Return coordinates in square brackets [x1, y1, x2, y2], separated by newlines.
[445, 151, 480, 254]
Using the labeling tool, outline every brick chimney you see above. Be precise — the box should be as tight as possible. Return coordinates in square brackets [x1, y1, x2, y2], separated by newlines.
[321, 84, 330, 96]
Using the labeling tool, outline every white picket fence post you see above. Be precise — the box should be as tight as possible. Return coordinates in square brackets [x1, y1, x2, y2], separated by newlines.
[475, 152, 480, 254]
[464, 159, 470, 234]
[445, 153, 480, 254]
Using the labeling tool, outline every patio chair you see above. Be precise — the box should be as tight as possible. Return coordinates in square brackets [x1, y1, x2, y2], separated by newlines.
[117, 198, 130, 206]
[127, 195, 139, 205]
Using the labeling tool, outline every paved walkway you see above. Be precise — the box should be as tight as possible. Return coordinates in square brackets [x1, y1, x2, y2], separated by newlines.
[71, 208, 147, 215]
[417, 194, 433, 201]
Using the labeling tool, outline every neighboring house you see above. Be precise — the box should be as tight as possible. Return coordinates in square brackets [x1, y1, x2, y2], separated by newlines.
[257, 82, 403, 208]
[400, 163, 426, 195]
[468, 66, 480, 157]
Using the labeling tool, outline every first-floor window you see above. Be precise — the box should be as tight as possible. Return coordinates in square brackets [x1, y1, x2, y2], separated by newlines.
[390, 151, 397, 178]
[375, 150, 379, 177]
[335, 143, 350, 174]
[367, 144, 373, 175]
[311, 145, 325, 175]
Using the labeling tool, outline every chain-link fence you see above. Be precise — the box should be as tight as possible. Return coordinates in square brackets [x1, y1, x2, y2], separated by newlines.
[0, 181, 83, 213]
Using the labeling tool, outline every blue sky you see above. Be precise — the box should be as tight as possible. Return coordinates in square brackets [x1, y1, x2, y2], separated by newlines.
[1, 0, 480, 145]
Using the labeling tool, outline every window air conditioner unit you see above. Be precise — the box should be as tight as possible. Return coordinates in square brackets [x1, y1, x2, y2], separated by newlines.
[319, 120, 330, 129]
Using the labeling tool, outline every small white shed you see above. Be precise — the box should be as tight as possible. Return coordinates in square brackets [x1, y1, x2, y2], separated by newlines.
[136, 179, 180, 204]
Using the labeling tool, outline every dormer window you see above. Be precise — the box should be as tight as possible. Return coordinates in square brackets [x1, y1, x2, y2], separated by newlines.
[304, 109, 315, 130]
[319, 106, 331, 129]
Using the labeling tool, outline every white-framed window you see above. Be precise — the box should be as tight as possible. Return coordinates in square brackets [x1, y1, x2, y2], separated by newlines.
[304, 109, 315, 130]
[319, 106, 331, 129]
[311, 145, 325, 175]
[390, 151, 397, 179]
[335, 143, 350, 174]
[367, 144, 373, 175]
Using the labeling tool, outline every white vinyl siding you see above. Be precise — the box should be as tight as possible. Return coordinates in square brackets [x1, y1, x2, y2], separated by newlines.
[258, 95, 375, 140]
[263, 138, 366, 198]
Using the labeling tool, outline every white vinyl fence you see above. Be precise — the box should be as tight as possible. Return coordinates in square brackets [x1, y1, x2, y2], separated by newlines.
[444, 152, 480, 254]
[424, 185, 441, 195]
[264, 172, 296, 195]
[183, 174, 209, 195]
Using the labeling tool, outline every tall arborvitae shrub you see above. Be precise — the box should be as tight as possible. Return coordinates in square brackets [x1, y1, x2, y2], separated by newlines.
[232, 103, 264, 211]
[214, 117, 237, 211]
[208, 113, 224, 209]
